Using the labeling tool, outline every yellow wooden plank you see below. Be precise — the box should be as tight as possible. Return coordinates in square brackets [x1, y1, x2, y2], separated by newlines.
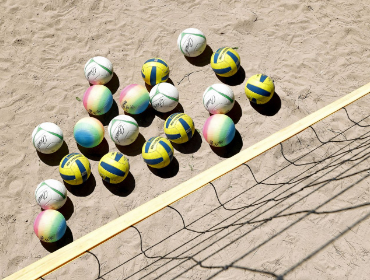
[5, 82, 370, 280]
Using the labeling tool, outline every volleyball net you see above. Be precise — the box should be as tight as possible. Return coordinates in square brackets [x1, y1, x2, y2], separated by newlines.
[5, 82, 370, 279]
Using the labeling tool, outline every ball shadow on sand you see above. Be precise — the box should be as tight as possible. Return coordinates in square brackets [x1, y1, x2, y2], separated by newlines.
[126, 107, 156, 127]
[250, 92, 281, 116]
[216, 66, 246, 86]
[172, 129, 202, 154]
[63, 173, 96, 197]
[210, 130, 243, 158]
[148, 157, 179, 178]
[41, 226, 73, 253]
[37, 141, 69, 166]
[153, 103, 185, 120]
[115, 133, 146, 157]
[57, 197, 74, 220]
[77, 138, 109, 161]
[89, 99, 119, 126]
[104, 72, 120, 94]
[102, 172, 135, 197]
[185, 45, 213, 67]
[226, 100, 242, 124]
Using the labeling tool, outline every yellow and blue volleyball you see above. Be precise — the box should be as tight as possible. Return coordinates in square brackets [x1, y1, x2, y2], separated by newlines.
[245, 74, 275, 104]
[141, 58, 170, 86]
[59, 153, 91, 185]
[210, 47, 240, 77]
[164, 113, 195, 144]
[142, 136, 174, 169]
[98, 152, 130, 184]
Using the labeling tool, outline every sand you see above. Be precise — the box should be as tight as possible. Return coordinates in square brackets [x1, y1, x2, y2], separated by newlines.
[1, 0, 370, 279]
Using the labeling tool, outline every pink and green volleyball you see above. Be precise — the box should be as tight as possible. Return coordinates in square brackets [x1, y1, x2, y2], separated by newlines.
[74, 117, 105, 148]
[119, 84, 150, 114]
[202, 114, 235, 147]
[33, 210, 67, 243]
[83, 85, 113, 115]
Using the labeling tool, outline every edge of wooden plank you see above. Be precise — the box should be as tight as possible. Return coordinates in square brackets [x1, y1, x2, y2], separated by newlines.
[5, 82, 370, 280]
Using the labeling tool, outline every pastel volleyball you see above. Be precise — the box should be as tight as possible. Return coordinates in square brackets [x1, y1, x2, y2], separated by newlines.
[203, 114, 235, 147]
[177, 28, 207, 57]
[210, 47, 240, 77]
[59, 153, 91, 185]
[142, 136, 174, 169]
[120, 84, 150, 114]
[83, 85, 113, 115]
[164, 113, 195, 144]
[203, 84, 235, 114]
[149, 83, 179, 113]
[84, 56, 113, 85]
[98, 152, 130, 184]
[32, 122, 63, 154]
[35, 179, 67, 210]
[245, 74, 275, 104]
[34, 210, 67, 243]
[74, 117, 104, 148]
[108, 115, 139, 146]
[141, 58, 170, 86]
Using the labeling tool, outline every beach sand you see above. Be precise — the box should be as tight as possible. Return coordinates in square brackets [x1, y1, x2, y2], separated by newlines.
[1, 0, 370, 279]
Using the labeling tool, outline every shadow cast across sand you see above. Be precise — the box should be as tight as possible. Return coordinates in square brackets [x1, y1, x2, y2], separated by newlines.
[63, 173, 96, 197]
[77, 138, 109, 161]
[153, 103, 185, 120]
[185, 45, 213, 67]
[37, 141, 69, 166]
[57, 197, 74, 220]
[148, 157, 179, 178]
[210, 130, 243, 158]
[126, 107, 156, 127]
[41, 226, 73, 253]
[250, 92, 281, 116]
[115, 133, 146, 157]
[226, 100, 243, 124]
[89, 99, 119, 126]
[105, 72, 120, 95]
[102, 172, 135, 197]
[216, 66, 246, 86]
[172, 129, 202, 154]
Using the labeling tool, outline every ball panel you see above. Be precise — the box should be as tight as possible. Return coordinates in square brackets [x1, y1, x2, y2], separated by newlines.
[203, 84, 235, 114]
[211, 48, 240, 77]
[108, 115, 139, 145]
[84, 56, 113, 85]
[164, 113, 195, 144]
[142, 137, 174, 168]
[120, 84, 150, 114]
[177, 28, 207, 57]
[35, 179, 67, 210]
[83, 85, 113, 115]
[98, 152, 130, 184]
[74, 117, 104, 148]
[59, 153, 91, 185]
[245, 74, 275, 104]
[34, 210, 67, 243]
[149, 83, 179, 113]
[203, 114, 235, 147]
[141, 58, 170, 86]
[32, 123, 64, 154]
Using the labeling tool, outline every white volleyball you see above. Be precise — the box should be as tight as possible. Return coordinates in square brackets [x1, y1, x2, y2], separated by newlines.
[149, 83, 179, 113]
[177, 28, 207, 57]
[108, 115, 139, 146]
[32, 122, 64, 154]
[84, 56, 113, 85]
[35, 179, 67, 210]
[203, 84, 235, 114]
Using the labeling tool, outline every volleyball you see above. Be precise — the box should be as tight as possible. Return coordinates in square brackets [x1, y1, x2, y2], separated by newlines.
[120, 84, 150, 114]
[177, 28, 207, 57]
[84, 56, 113, 85]
[74, 117, 104, 148]
[98, 152, 130, 184]
[203, 84, 235, 114]
[210, 47, 240, 77]
[59, 153, 91, 185]
[35, 179, 67, 210]
[164, 113, 195, 144]
[83, 85, 113, 115]
[142, 136, 174, 169]
[108, 115, 139, 146]
[34, 210, 67, 243]
[141, 58, 170, 86]
[245, 74, 275, 104]
[203, 114, 235, 147]
[32, 122, 63, 154]
[149, 83, 179, 113]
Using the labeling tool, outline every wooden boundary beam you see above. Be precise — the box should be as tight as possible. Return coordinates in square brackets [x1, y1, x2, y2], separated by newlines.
[5, 82, 370, 280]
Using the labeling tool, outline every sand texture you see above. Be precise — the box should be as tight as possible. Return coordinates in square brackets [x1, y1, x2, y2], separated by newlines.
[1, 0, 370, 279]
